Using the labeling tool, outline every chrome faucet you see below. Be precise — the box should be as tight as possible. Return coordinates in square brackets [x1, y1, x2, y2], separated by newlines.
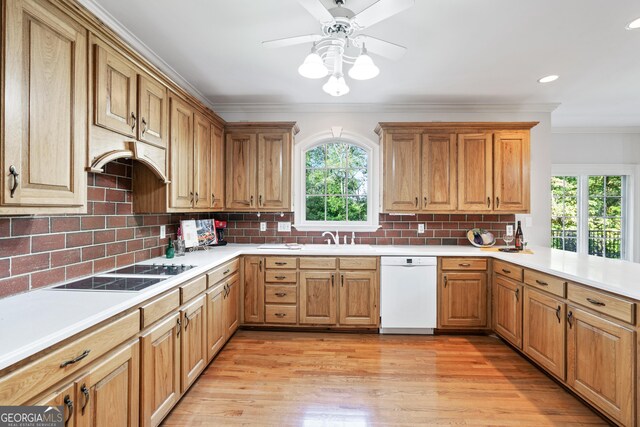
[322, 231, 340, 245]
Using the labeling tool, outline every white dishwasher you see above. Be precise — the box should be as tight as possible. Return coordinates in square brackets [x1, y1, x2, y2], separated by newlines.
[380, 257, 437, 334]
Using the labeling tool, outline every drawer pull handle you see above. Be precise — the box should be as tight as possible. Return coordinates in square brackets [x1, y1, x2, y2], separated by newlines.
[275, 262, 287, 266]
[275, 275, 286, 280]
[555, 305, 561, 323]
[223, 268, 230, 275]
[586, 298, 605, 307]
[63, 395, 73, 426]
[567, 310, 574, 328]
[275, 313, 286, 318]
[80, 384, 90, 415]
[60, 349, 90, 368]
[459, 263, 471, 267]
[275, 292, 287, 297]
[501, 268, 511, 274]
[535, 279, 548, 286]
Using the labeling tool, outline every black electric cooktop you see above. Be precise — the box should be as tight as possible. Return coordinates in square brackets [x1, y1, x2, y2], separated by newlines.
[110, 263, 195, 276]
[53, 276, 163, 292]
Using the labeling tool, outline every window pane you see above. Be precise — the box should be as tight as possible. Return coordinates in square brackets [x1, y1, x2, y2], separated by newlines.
[326, 144, 347, 168]
[326, 196, 347, 221]
[306, 146, 325, 168]
[605, 176, 622, 196]
[589, 176, 605, 195]
[588, 198, 604, 217]
[346, 169, 367, 195]
[348, 146, 367, 168]
[326, 169, 345, 195]
[306, 169, 326, 195]
[605, 197, 621, 217]
[306, 196, 325, 221]
[347, 196, 367, 221]
[563, 217, 577, 230]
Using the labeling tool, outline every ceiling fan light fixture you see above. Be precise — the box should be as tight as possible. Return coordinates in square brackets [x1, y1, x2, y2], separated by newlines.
[348, 48, 380, 80]
[298, 46, 328, 79]
[322, 74, 350, 96]
[626, 17, 640, 30]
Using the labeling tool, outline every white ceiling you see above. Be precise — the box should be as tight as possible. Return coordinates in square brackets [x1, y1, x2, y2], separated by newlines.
[90, 0, 640, 127]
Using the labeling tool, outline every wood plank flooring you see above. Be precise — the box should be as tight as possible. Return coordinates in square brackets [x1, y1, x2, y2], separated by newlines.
[162, 331, 607, 426]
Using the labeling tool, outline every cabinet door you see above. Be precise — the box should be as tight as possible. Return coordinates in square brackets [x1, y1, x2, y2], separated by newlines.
[206, 286, 225, 362]
[382, 133, 421, 211]
[421, 134, 457, 211]
[457, 133, 493, 211]
[439, 272, 487, 327]
[493, 132, 530, 212]
[224, 274, 240, 338]
[339, 271, 378, 326]
[34, 383, 76, 427]
[523, 287, 566, 380]
[492, 274, 523, 348]
[180, 296, 206, 393]
[210, 124, 225, 209]
[226, 133, 257, 210]
[299, 271, 336, 325]
[257, 133, 291, 210]
[193, 113, 211, 209]
[137, 74, 167, 148]
[567, 306, 635, 427]
[168, 97, 194, 209]
[76, 340, 139, 427]
[140, 313, 180, 427]
[242, 257, 264, 324]
[3, 0, 87, 208]
[94, 43, 137, 138]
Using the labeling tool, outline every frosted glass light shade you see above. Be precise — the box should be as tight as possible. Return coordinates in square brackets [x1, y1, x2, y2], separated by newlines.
[322, 74, 350, 96]
[348, 53, 379, 80]
[298, 52, 328, 79]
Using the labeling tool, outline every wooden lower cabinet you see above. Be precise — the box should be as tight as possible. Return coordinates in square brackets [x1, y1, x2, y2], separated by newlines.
[492, 274, 523, 348]
[180, 296, 206, 393]
[242, 256, 264, 324]
[206, 284, 225, 362]
[439, 272, 487, 328]
[140, 313, 180, 427]
[522, 287, 566, 380]
[34, 383, 77, 427]
[299, 271, 336, 325]
[339, 271, 378, 326]
[224, 274, 240, 337]
[567, 306, 636, 426]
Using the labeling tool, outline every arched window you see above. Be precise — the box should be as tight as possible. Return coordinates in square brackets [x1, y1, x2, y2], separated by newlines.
[294, 131, 379, 232]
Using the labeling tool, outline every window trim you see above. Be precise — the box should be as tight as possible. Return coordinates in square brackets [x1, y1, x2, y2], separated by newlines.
[551, 164, 636, 261]
[293, 130, 380, 232]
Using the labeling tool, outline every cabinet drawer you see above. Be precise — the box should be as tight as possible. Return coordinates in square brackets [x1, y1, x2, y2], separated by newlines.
[339, 257, 377, 270]
[493, 260, 523, 282]
[180, 275, 207, 303]
[265, 284, 297, 304]
[140, 289, 180, 328]
[265, 305, 297, 324]
[265, 270, 297, 283]
[0, 310, 140, 405]
[207, 258, 239, 287]
[524, 269, 566, 298]
[299, 257, 337, 270]
[441, 258, 487, 271]
[265, 257, 297, 269]
[567, 283, 635, 324]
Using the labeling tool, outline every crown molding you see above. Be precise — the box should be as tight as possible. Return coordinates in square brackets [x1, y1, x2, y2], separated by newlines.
[552, 126, 640, 134]
[76, 0, 216, 111]
[211, 102, 560, 114]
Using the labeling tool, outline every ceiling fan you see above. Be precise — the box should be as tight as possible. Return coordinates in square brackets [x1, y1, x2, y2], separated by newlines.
[262, 0, 414, 96]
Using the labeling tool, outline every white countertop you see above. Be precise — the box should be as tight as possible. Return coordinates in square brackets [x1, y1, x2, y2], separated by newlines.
[1, 243, 639, 371]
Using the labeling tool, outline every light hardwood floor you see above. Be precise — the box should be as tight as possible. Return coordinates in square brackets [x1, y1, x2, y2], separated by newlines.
[162, 331, 607, 426]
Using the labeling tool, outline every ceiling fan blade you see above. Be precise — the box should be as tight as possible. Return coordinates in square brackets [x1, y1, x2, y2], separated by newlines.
[350, 0, 414, 30]
[262, 34, 323, 49]
[355, 35, 407, 61]
[297, 0, 335, 25]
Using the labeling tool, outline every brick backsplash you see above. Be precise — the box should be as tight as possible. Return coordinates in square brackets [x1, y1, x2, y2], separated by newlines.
[0, 160, 176, 298]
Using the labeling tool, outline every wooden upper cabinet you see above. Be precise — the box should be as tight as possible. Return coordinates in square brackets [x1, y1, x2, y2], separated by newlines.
[169, 97, 194, 209]
[193, 113, 212, 209]
[137, 74, 167, 148]
[422, 133, 457, 211]
[257, 133, 291, 210]
[2, 0, 87, 213]
[226, 133, 257, 210]
[94, 42, 137, 138]
[493, 131, 530, 212]
[382, 133, 421, 212]
[210, 124, 225, 209]
[457, 133, 493, 211]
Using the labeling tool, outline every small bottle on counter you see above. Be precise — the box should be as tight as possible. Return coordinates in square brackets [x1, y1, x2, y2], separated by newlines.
[514, 221, 523, 251]
[166, 238, 175, 259]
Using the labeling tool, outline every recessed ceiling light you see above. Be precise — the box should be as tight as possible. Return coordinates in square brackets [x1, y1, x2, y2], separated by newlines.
[626, 17, 640, 30]
[538, 75, 559, 83]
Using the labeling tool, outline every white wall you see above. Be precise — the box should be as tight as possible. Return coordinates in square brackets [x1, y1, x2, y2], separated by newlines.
[217, 107, 553, 247]
[552, 129, 640, 262]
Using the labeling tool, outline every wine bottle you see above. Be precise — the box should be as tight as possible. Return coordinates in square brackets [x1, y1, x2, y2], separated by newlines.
[514, 221, 523, 251]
